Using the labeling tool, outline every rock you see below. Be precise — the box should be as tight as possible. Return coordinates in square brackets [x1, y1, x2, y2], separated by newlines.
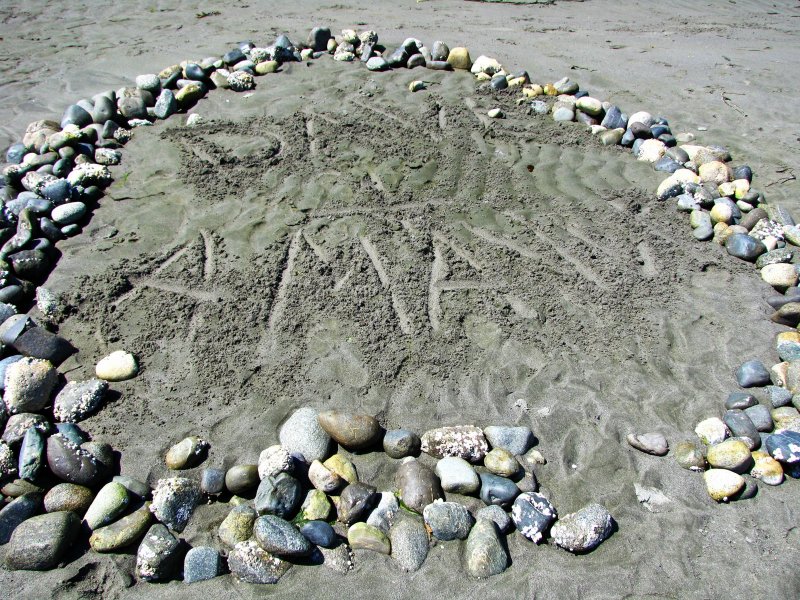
[551, 504, 613, 553]
[762, 263, 798, 290]
[254, 472, 302, 518]
[113, 475, 150, 499]
[90, 502, 152, 552]
[0, 355, 25, 392]
[228, 71, 255, 92]
[3, 414, 51, 445]
[626, 432, 669, 456]
[435, 456, 480, 494]
[576, 96, 603, 117]
[308, 27, 332, 52]
[695, 417, 728, 445]
[407, 54, 427, 69]
[67, 163, 111, 187]
[771, 406, 800, 431]
[483, 426, 534, 455]
[423, 500, 473, 541]
[757, 248, 793, 269]
[395, 459, 444, 513]
[725, 233, 766, 261]
[4, 511, 79, 570]
[14, 328, 73, 366]
[446, 47, 472, 70]
[165, 436, 209, 470]
[95, 350, 138, 381]
[771, 303, 800, 327]
[511, 492, 557, 543]
[136, 524, 183, 581]
[553, 106, 575, 122]
[765, 430, 800, 464]
[476, 505, 512, 533]
[299, 520, 336, 548]
[199, 468, 225, 495]
[184, 546, 223, 583]
[225, 464, 259, 495]
[420, 425, 488, 462]
[0, 492, 42, 544]
[0, 439, 16, 480]
[484, 448, 520, 477]
[674, 441, 706, 471]
[365, 56, 389, 71]
[47, 434, 102, 486]
[254, 515, 312, 557]
[478, 472, 520, 508]
[44, 483, 93, 514]
[153, 89, 177, 120]
[347, 522, 390, 554]
[745, 404, 774, 432]
[487, 108, 504, 119]
[366, 491, 398, 533]
[219, 505, 257, 547]
[706, 439, 753, 473]
[18, 426, 45, 480]
[228, 539, 290, 584]
[725, 392, 757, 410]
[308, 460, 343, 492]
[776, 332, 800, 362]
[463, 518, 508, 577]
[637, 139, 667, 163]
[84, 481, 130, 530]
[323, 454, 358, 484]
[704, 469, 745, 502]
[337, 482, 377, 525]
[389, 513, 428, 572]
[254, 60, 279, 75]
[383, 429, 420, 458]
[723, 410, 760, 449]
[301, 489, 331, 521]
[3, 357, 58, 414]
[150, 477, 201, 532]
[53, 378, 107, 423]
[61, 104, 92, 129]
[750, 451, 784, 485]
[258, 445, 293, 479]
[734, 360, 771, 388]
[279, 407, 331, 462]
[431, 41, 449, 62]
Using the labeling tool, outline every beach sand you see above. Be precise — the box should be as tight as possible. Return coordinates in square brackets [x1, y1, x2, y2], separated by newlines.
[1, 1, 799, 598]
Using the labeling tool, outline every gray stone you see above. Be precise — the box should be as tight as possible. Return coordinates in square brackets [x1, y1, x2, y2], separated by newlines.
[84, 481, 130, 530]
[478, 472, 520, 508]
[228, 540, 290, 584]
[279, 407, 331, 462]
[225, 464, 259, 495]
[626, 432, 669, 456]
[153, 89, 177, 120]
[423, 501, 474, 541]
[476, 505, 512, 533]
[4, 511, 79, 570]
[136, 524, 182, 581]
[725, 392, 757, 410]
[150, 477, 201, 532]
[3, 357, 58, 414]
[725, 233, 766, 262]
[551, 504, 614, 553]
[253, 515, 312, 557]
[44, 483, 93, 514]
[184, 546, 223, 583]
[254, 472, 302, 518]
[723, 410, 760, 449]
[511, 492, 557, 543]
[383, 429, 420, 458]
[3, 413, 51, 444]
[366, 491, 398, 533]
[463, 519, 508, 578]
[745, 404, 774, 432]
[46, 433, 102, 486]
[735, 360, 771, 388]
[51, 201, 87, 225]
[53, 378, 107, 423]
[165, 436, 209, 470]
[0, 492, 42, 544]
[389, 514, 429, 572]
[366, 57, 389, 71]
[112, 475, 150, 499]
[765, 386, 793, 408]
[395, 458, 444, 513]
[338, 482, 377, 525]
[483, 425, 534, 456]
[299, 520, 336, 548]
[18, 426, 45, 480]
[435, 456, 480, 494]
[431, 41, 449, 62]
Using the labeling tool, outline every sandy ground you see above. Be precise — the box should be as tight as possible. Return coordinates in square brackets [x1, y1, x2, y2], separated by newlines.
[1, 1, 800, 599]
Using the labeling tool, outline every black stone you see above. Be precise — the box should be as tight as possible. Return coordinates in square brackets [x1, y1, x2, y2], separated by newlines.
[654, 156, 682, 173]
[723, 410, 760, 449]
[735, 360, 771, 388]
[55, 423, 88, 445]
[0, 492, 42, 544]
[620, 128, 635, 147]
[629, 121, 653, 139]
[490, 74, 508, 91]
[300, 520, 336, 548]
[426, 60, 453, 71]
[725, 392, 757, 410]
[733, 165, 753, 182]
[337, 482, 377, 525]
[658, 133, 677, 147]
[223, 48, 246, 65]
[184, 63, 206, 81]
[8, 249, 50, 281]
[61, 104, 92, 129]
[91, 96, 116, 124]
[725, 233, 766, 262]
[511, 492, 556, 544]
[46, 434, 102, 486]
[650, 124, 671, 137]
[13, 327, 74, 365]
[39, 217, 64, 241]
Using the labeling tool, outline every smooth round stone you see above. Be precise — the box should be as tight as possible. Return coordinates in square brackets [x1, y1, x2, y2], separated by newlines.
[53, 378, 108, 423]
[395, 459, 444, 513]
[673, 441, 705, 471]
[225, 464, 260, 494]
[44, 483, 93, 514]
[735, 360, 771, 388]
[184, 546, 224, 583]
[723, 410, 760, 449]
[279, 407, 331, 463]
[725, 233, 766, 261]
[337, 482, 377, 525]
[89, 503, 152, 552]
[762, 263, 798, 290]
[407, 53, 426, 69]
[765, 430, 800, 464]
[484, 448, 521, 477]
[317, 410, 380, 450]
[483, 425, 534, 456]
[47, 434, 101, 486]
[423, 501, 473, 541]
[83, 481, 130, 530]
[479, 472, 520, 508]
[389, 514, 429, 572]
[348, 522, 390, 554]
[553, 106, 575, 122]
[254, 60, 279, 75]
[446, 47, 472, 70]
[136, 524, 182, 581]
[695, 418, 728, 445]
[258, 445, 293, 479]
[750, 451, 784, 485]
[62, 104, 92, 128]
[165, 436, 209, 470]
[219, 505, 257, 547]
[4, 511, 80, 571]
[476, 505, 513, 533]
[300, 489, 331, 522]
[704, 469, 745, 501]
[300, 520, 336, 548]
[308, 459, 343, 492]
[551, 504, 613, 553]
[324, 453, 357, 484]
[366, 491, 398, 533]
[0, 492, 42, 544]
[254, 472, 302, 518]
[383, 429, 420, 458]
[435, 456, 480, 494]
[637, 139, 667, 163]
[113, 475, 150, 499]
[626, 432, 669, 456]
[431, 40, 449, 62]
[725, 392, 757, 410]
[174, 83, 205, 105]
[511, 492, 557, 543]
[254, 515, 312, 557]
[576, 96, 603, 116]
[365, 56, 389, 71]
[710, 203, 733, 225]
[420, 425, 488, 462]
[3, 357, 58, 414]
[464, 518, 508, 577]
[487, 107, 504, 118]
[135, 73, 161, 94]
[95, 350, 138, 381]
[150, 477, 201, 532]
[228, 540, 291, 584]
[707, 439, 753, 473]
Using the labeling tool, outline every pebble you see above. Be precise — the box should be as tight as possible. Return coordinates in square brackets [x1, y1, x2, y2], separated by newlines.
[626, 432, 669, 456]
[229, 539, 291, 584]
[228, 71, 255, 92]
[89, 502, 153, 552]
[53, 378, 108, 423]
[674, 440, 706, 471]
[423, 500, 474, 540]
[325, 454, 358, 484]
[153, 89, 177, 120]
[113, 475, 150, 499]
[511, 492, 557, 543]
[383, 429, 420, 458]
[770, 302, 800, 327]
[733, 360, 770, 388]
[487, 108, 503, 119]
[4, 511, 79, 570]
[46, 433, 102, 486]
[301, 489, 332, 521]
[150, 477, 201, 532]
[725, 392, 757, 410]
[435, 456, 480, 494]
[366, 491, 398, 533]
[258, 444, 293, 479]
[219, 505, 257, 547]
[761, 263, 798, 290]
[66, 163, 111, 187]
[225, 464, 260, 495]
[725, 233, 766, 261]
[136, 524, 183, 581]
[300, 520, 336, 548]
[3, 357, 58, 414]
[553, 106, 575, 122]
[766, 385, 793, 408]
[337, 482, 377, 525]
[765, 430, 800, 464]
[309, 459, 343, 492]
[84, 481, 130, 530]
[317, 410, 381, 450]
[44, 483, 93, 514]
[389, 514, 429, 572]
[484, 448, 521, 477]
[723, 410, 760, 449]
[348, 522, 390, 554]
[483, 425, 534, 456]
[366, 56, 389, 71]
[95, 350, 138, 382]
[165, 436, 209, 470]
[18, 426, 45, 480]
[446, 47, 472, 70]
[184, 546, 224, 583]
[637, 139, 667, 163]
[750, 451, 784, 485]
[254, 472, 302, 518]
[476, 505, 513, 533]
[0, 492, 42, 544]
[254, 515, 312, 557]
[551, 504, 613, 553]
[420, 425, 488, 462]
[704, 468, 745, 502]
[279, 407, 331, 462]
[771, 406, 800, 431]
[776, 332, 800, 362]
[464, 518, 508, 577]
[395, 458, 444, 513]
[479, 472, 520, 507]
[706, 439, 753, 473]
[599, 128, 624, 146]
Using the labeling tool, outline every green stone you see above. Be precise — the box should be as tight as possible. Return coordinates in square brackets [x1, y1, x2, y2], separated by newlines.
[219, 504, 257, 547]
[323, 454, 358, 484]
[83, 482, 130, 530]
[301, 489, 331, 521]
[347, 522, 390, 555]
[255, 61, 279, 75]
[89, 503, 153, 552]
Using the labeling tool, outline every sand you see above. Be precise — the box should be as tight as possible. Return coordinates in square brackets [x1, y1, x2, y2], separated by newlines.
[1, 1, 799, 598]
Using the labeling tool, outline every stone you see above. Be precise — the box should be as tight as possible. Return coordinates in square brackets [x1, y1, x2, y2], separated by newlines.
[184, 546, 223, 583]
[446, 47, 472, 70]
[366, 491, 398, 533]
[84, 481, 130, 530]
[389, 514, 428, 572]
[90, 503, 153, 552]
[52, 378, 107, 423]
[710, 203, 733, 225]
[95, 350, 138, 381]
[487, 108, 504, 119]
[2, 414, 51, 447]
[47, 433, 101, 486]
[483, 425, 534, 455]
[744, 405, 773, 432]
[463, 518, 508, 578]
[3, 357, 58, 414]
[706, 439, 753, 473]
[637, 139, 667, 163]
[165, 436, 209, 470]
[61, 104, 92, 129]
[725, 392, 757, 410]
[599, 128, 624, 146]
[12, 328, 74, 366]
[695, 417, 728, 445]
[423, 500, 473, 541]
[551, 504, 613, 553]
[511, 492, 557, 543]
[757, 248, 793, 270]
[0, 492, 42, 544]
[723, 410, 760, 449]
[67, 163, 111, 187]
[254, 60, 279, 75]
[395, 458, 444, 513]
[347, 522, 390, 554]
[750, 451, 784, 486]
[776, 332, 800, 362]
[0, 356, 24, 392]
[431, 41, 449, 62]
[626, 432, 669, 456]
[479, 472, 520, 508]
[484, 448, 521, 477]
[150, 477, 201, 532]
[772, 406, 800, 431]
[421, 425, 488, 462]
[725, 233, 766, 261]
[136, 524, 183, 581]
[771, 303, 800, 327]
[219, 505, 257, 547]
[301, 489, 331, 521]
[4, 511, 79, 570]
[383, 429, 420, 458]
[323, 453, 358, 484]
[366, 57, 389, 71]
[113, 475, 150, 499]
[308, 27, 332, 52]
[258, 445, 293, 480]
[44, 483, 93, 514]
[254, 472, 302, 518]
[766, 385, 793, 409]
[762, 263, 798, 290]
[309, 459, 343, 492]
[18, 426, 45, 480]
[228, 71, 255, 92]
[765, 430, 800, 464]
[435, 456, 480, 494]
[225, 464, 259, 495]
[279, 407, 331, 462]
[153, 89, 177, 120]
[553, 106, 575, 122]
[476, 505, 512, 533]
[228, 540, 290, 584]
[254, 515, 312, 557]
[337, 482, 377, 525]
[704, 469, 745, 502]
[300, 520, 336, 548]
[674, 441, 706, 471]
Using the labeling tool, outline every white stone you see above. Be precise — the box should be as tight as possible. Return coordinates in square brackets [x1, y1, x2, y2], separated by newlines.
[434, 456, 479, 494]
[95, 350, 138, 382]
[637, 139, 667, 163]
[695, 417, 728, 445]
[470, 55, 503, 76]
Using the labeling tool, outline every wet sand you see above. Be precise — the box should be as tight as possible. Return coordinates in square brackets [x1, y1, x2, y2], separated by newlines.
[1, 1, 799, 599]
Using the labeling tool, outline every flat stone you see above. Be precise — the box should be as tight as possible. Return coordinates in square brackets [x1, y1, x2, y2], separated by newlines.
[626, 432, 669, 456]
[12, 327, 74, 365]
[511, 492, 557, 543]
[550, 504, 613, 553]
[704, 469, 745, 502]
[90, 503, 153, 552]
[395, 458, 444, 513]
[483, 425, 534, 455]
[5, 511, 79, 570]
[463, 519, 508, 578]
[725, 392, 758, 410]
[423, 500, 474, 541]
[136, 523, 183, 581]
[253, 515, 312, 557]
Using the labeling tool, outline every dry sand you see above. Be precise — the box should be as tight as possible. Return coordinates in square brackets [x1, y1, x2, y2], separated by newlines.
[1, 1, 799, 598]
